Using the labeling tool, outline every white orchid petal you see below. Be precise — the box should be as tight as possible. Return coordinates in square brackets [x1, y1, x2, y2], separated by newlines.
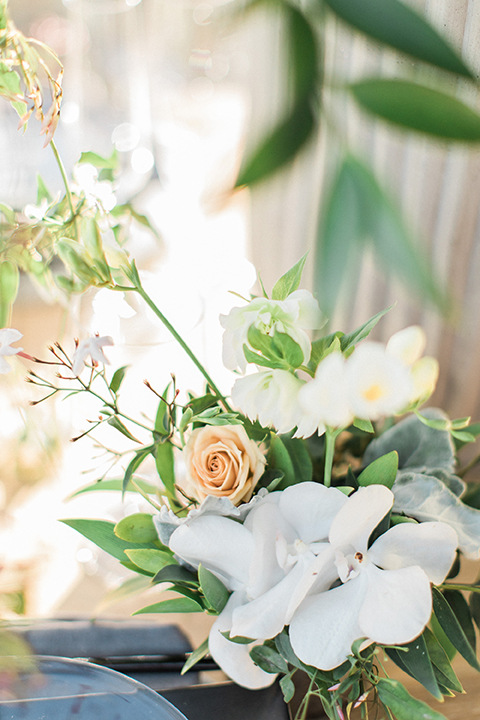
[289, 572, 370, 671]
[329, 486, 394, 554]
[169, 515, 254, 590]
[369, 521, 458, 585]
[209, 592, 276, 689]
[359, 564, 432, 645]
[244, 499, 292, 597]
[278, 483, 348, 545]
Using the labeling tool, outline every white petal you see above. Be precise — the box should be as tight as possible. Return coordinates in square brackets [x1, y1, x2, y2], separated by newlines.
[209, 592, 276, 689]
[0, 356, 12, 373]
[290, 572, 370, 670]
[279, 483, 348, 545]
[244, 500, 291, 597]
[299, 353, 353, 429]
[0, 328, 23, 346]
[386, 326, 426, 366]
[369, 521, 458, 585]
[329, 485, 394, 554]
[359, 564, 432, 644]
[169, 515, 254, 590]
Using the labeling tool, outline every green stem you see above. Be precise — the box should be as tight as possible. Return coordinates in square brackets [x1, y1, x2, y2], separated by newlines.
[438, 583, 480, 593]
[133, 282, 233, 412]
[323, 428, 336, 488]
[50, 139, 78, 240]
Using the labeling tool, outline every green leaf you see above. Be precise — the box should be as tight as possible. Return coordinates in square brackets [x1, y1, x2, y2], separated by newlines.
[357, 451, 398, 489]
[36, 174, 52, 204]
[114, 513, 159, 544]
[271, 254, 308, 301]
[198, 565, 230, 614]
[109, 366, 128, 394]
[387, 633, 442, 700]
[351, 80, 480, 141]
[107, 416, 140, 442]
[353, 418, 374, 433]
[181, 638, 209, 675]
[377, 678, 448, 720]
[133, 597, 203, 615]
[287, 5, 319, 102]
[249, 645, 288, 674]
[153, 564, 199, 587]
[154, 382, 171, 437]
[341, 305, 392, 353]
[308, 333, 344, 372]
[323, 0, 472, 78]
[235, 100, 315, 188]
[423, 626, 463, 693]
[443, 589, 476, 652]
[220, 632, 255, 644]
[125, 548, 174, 574]
[279, 673, 296, 703]
[432, 587, 480, 670]
[243, 345, 289, 370]
[79, 149, 119, 170]
[268, 434, 313, 490]
[122, 444, 156, 495]
[155, 440, 176, 496]
[67, 477, 158, 499]
[0, 203, 15, 224]
[60, 518, 158, 562]
[0, 63, 26, 117]
[272, 331, 304, 368]
[0, 260, 19, 327]
[469, 590, 480, 633]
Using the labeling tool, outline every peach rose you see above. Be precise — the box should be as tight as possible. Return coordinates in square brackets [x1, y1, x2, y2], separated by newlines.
[183, 425, 266, 506]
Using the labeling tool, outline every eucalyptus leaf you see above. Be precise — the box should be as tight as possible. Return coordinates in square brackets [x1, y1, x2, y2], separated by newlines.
[351, 80, 480, 141]
[353, 418, 374, 433]
[153, 564, 199, 588]
[387, 633, 442, 700]
[249, 645, 288, 674]
[125, 548, 174, 574]
[323, 0, 472, 78]
[271, 254, 308, 301]
[107, 416, 140, 442]
[392, 472, 480, 559]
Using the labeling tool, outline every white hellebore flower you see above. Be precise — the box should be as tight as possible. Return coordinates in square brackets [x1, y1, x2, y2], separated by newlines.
[0, 328, 23, 374]
[231, 369, 317, 437]
[298, 352, 353, 432]
[168, 482, 348, 688]
[289, 484, 458, 671]
[386, 325, 439, 403]
[220, 290, 323, 373]
[72, 335, 114, 376]
[72, 163, 117, 213]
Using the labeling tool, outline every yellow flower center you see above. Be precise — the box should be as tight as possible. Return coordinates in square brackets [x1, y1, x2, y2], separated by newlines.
[363, 384, 384, 402]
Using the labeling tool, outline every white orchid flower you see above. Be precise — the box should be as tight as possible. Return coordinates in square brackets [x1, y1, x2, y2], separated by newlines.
[220, 290, 323, 373]
[345, 342, 414, 420]
[168, 482, 348, 688]
[72, 335, 114, 376]
[289, 485, 458, 671]
[298, 352, 352, 431]
[231, 369, 316, 436]
[0, 328, 24, 374]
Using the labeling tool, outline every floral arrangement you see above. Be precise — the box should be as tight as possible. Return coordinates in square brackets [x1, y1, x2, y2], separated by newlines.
[4, 255, 480, 720]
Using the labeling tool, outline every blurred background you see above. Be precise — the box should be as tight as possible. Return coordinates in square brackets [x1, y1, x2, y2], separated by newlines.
[1, 0, 480, 637]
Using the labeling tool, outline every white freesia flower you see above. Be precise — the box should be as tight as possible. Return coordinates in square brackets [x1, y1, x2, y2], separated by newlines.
[72, 335, 114, 376]
[232, 369, 316, 436]
[220, 290, 323, 373]
[289, 485, 458, 670]
[298, 352, 352, 431]
[168, 482, 348, 688]
[345, 343, 414, 420]
[0, 328, 23, 374]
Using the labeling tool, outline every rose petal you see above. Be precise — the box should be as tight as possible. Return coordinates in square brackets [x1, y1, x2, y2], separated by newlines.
[289, 572, 370, 670]
[359, 564, 432, 644]
[209, 591, 276, 689]
[169, 515, 254, 590]
[329, 486, 394, 554]
[369, 521, 458, 584]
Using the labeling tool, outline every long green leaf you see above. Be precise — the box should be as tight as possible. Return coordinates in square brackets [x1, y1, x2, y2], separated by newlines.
[235, 100, 315, 187]
[155, 440, 175, 496]
[432, 587, 480, 670]
[133, 597, 203, 615]
[287, 4, 319, 101]
[60, 518, 158, 562]
[67, 477, 159, 500]
[181, 638, 209, 675]
[323, 0, 472, 78]
[377, 678, 448, 720]
[122, 444, 155, 495]
[423, 626, 463, 694]
[0, 260, 19, 327]
[351, 80, 480, 141]
[443, 589, 476, 652]
[340, 305, 392, 353]
[271, 253, 308, 301]
[387, 633, 442, 700]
